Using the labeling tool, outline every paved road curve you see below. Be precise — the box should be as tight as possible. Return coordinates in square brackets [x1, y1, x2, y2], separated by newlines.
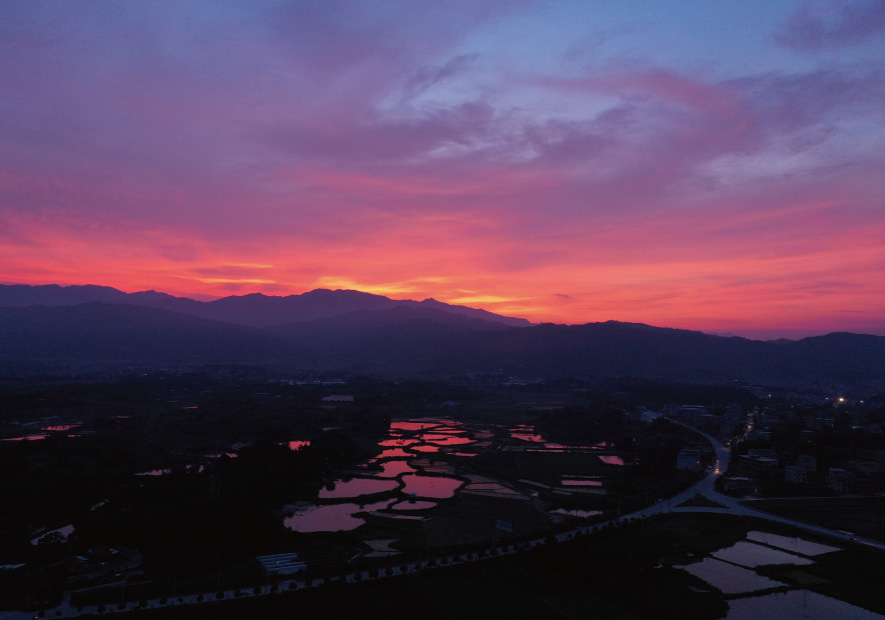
[631, 411, 885, 552]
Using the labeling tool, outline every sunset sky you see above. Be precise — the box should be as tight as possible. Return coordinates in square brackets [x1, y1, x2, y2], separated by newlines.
[2, 1, 884, 338]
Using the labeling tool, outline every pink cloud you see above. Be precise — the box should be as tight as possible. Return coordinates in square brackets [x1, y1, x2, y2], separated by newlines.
[1, 2, 884, 336]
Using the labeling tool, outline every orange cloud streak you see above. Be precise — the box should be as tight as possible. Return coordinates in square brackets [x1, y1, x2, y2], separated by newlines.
[2, 203, 883, 337]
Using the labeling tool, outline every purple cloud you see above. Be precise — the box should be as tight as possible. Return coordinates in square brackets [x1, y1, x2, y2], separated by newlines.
[776, 0, 885, 51]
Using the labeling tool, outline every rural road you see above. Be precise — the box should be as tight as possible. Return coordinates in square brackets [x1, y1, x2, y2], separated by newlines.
[629, 411, 885, 552]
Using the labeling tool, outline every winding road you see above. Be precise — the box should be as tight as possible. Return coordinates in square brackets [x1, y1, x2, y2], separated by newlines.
[625, 411, 885, 552]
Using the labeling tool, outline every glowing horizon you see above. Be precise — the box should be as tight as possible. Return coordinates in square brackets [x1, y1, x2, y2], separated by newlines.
[2, 1, 884, 340]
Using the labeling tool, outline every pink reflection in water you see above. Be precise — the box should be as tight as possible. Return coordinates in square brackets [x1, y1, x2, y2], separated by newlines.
[318, 478, 399, 499]
[2, 434, 49, 441]
[390, 421, 441, 431]
[598, 455, 626, 466]
[511, 432, 545, 443]
[379, 438, 419, 447]
[550, 509, 602, 519]
[375, 448, 413, 459]
[561, 479, 603, 487]
[510, 424, 545, 443]
[285, 440, 311, 451]
[411, 445, 441, 453]
[135, 469, 171, 476]
[421, 434, 473, 445]
[284, 499, 394, 532]
[375, 460, 416, 478]
[545, 443, 593, 450]
[427, 426, 464, 433]
[401, 474, 464, 498]
[41, 423, 82, 432]
[391, 500, 437, 511]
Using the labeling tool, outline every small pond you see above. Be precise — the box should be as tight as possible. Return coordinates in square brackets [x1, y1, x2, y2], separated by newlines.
[41, 423, 82, 432]
[319, 478, 400, 499]
[745, 531, 841, 556]
[373, 460, 417, 478]
[420, 434, 474, 445]
[680, 558, 786, 594]
[390, 421, 442, 431]
[391, 500, 437, 511]
[725, 589, 885, 620]
[31, 524, 75, 545]
[136, 469, 172, 476]
[374, 448, 414, 459]
[379, 438, 419, 447]
[283, 499, 395, 532]
[711, 541, 814, 568]
[401, 474, 464, 498]
[561, 479, 603, 487]
[550, 508, 603, 518]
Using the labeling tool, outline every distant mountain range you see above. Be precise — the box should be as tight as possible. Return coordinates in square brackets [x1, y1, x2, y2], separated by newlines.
[0, 284, 531, 328]
[1, 284, 884, 385]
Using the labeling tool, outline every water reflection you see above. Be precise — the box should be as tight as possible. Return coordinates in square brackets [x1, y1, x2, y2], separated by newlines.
[427, 436, 473, 446]
[462, 479, 526, 499]
[711, 541, 814, 568]
[401, 474, 464, 498]
[390, 421, 441, 431]
[598, 455, 626, 466]
[374, 460, 416, 478]
[41, 423, 82, 432]
[364, 539, 402, 557]
[284, 499, 395, 532]
[135, 469, 172, 476]
[379, 438, 419, 447]
[281, 417, 617, 537]
[511, 432, 545, 443]
[680, 558, 786, 594]
[31, 524, 75, 545]
[507, 425, 612, 453]
[726, 589, 884, 620]
[550, 508, 602, 518]
[745, 531, 841, 556]
[375, 448, 413, 459]
[391, 500, 437, 510]
[561, 479, 603, 487]
[421, 433, 472, 445]
[318, 478, 399, 499]
[510, 424, 544, 443]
